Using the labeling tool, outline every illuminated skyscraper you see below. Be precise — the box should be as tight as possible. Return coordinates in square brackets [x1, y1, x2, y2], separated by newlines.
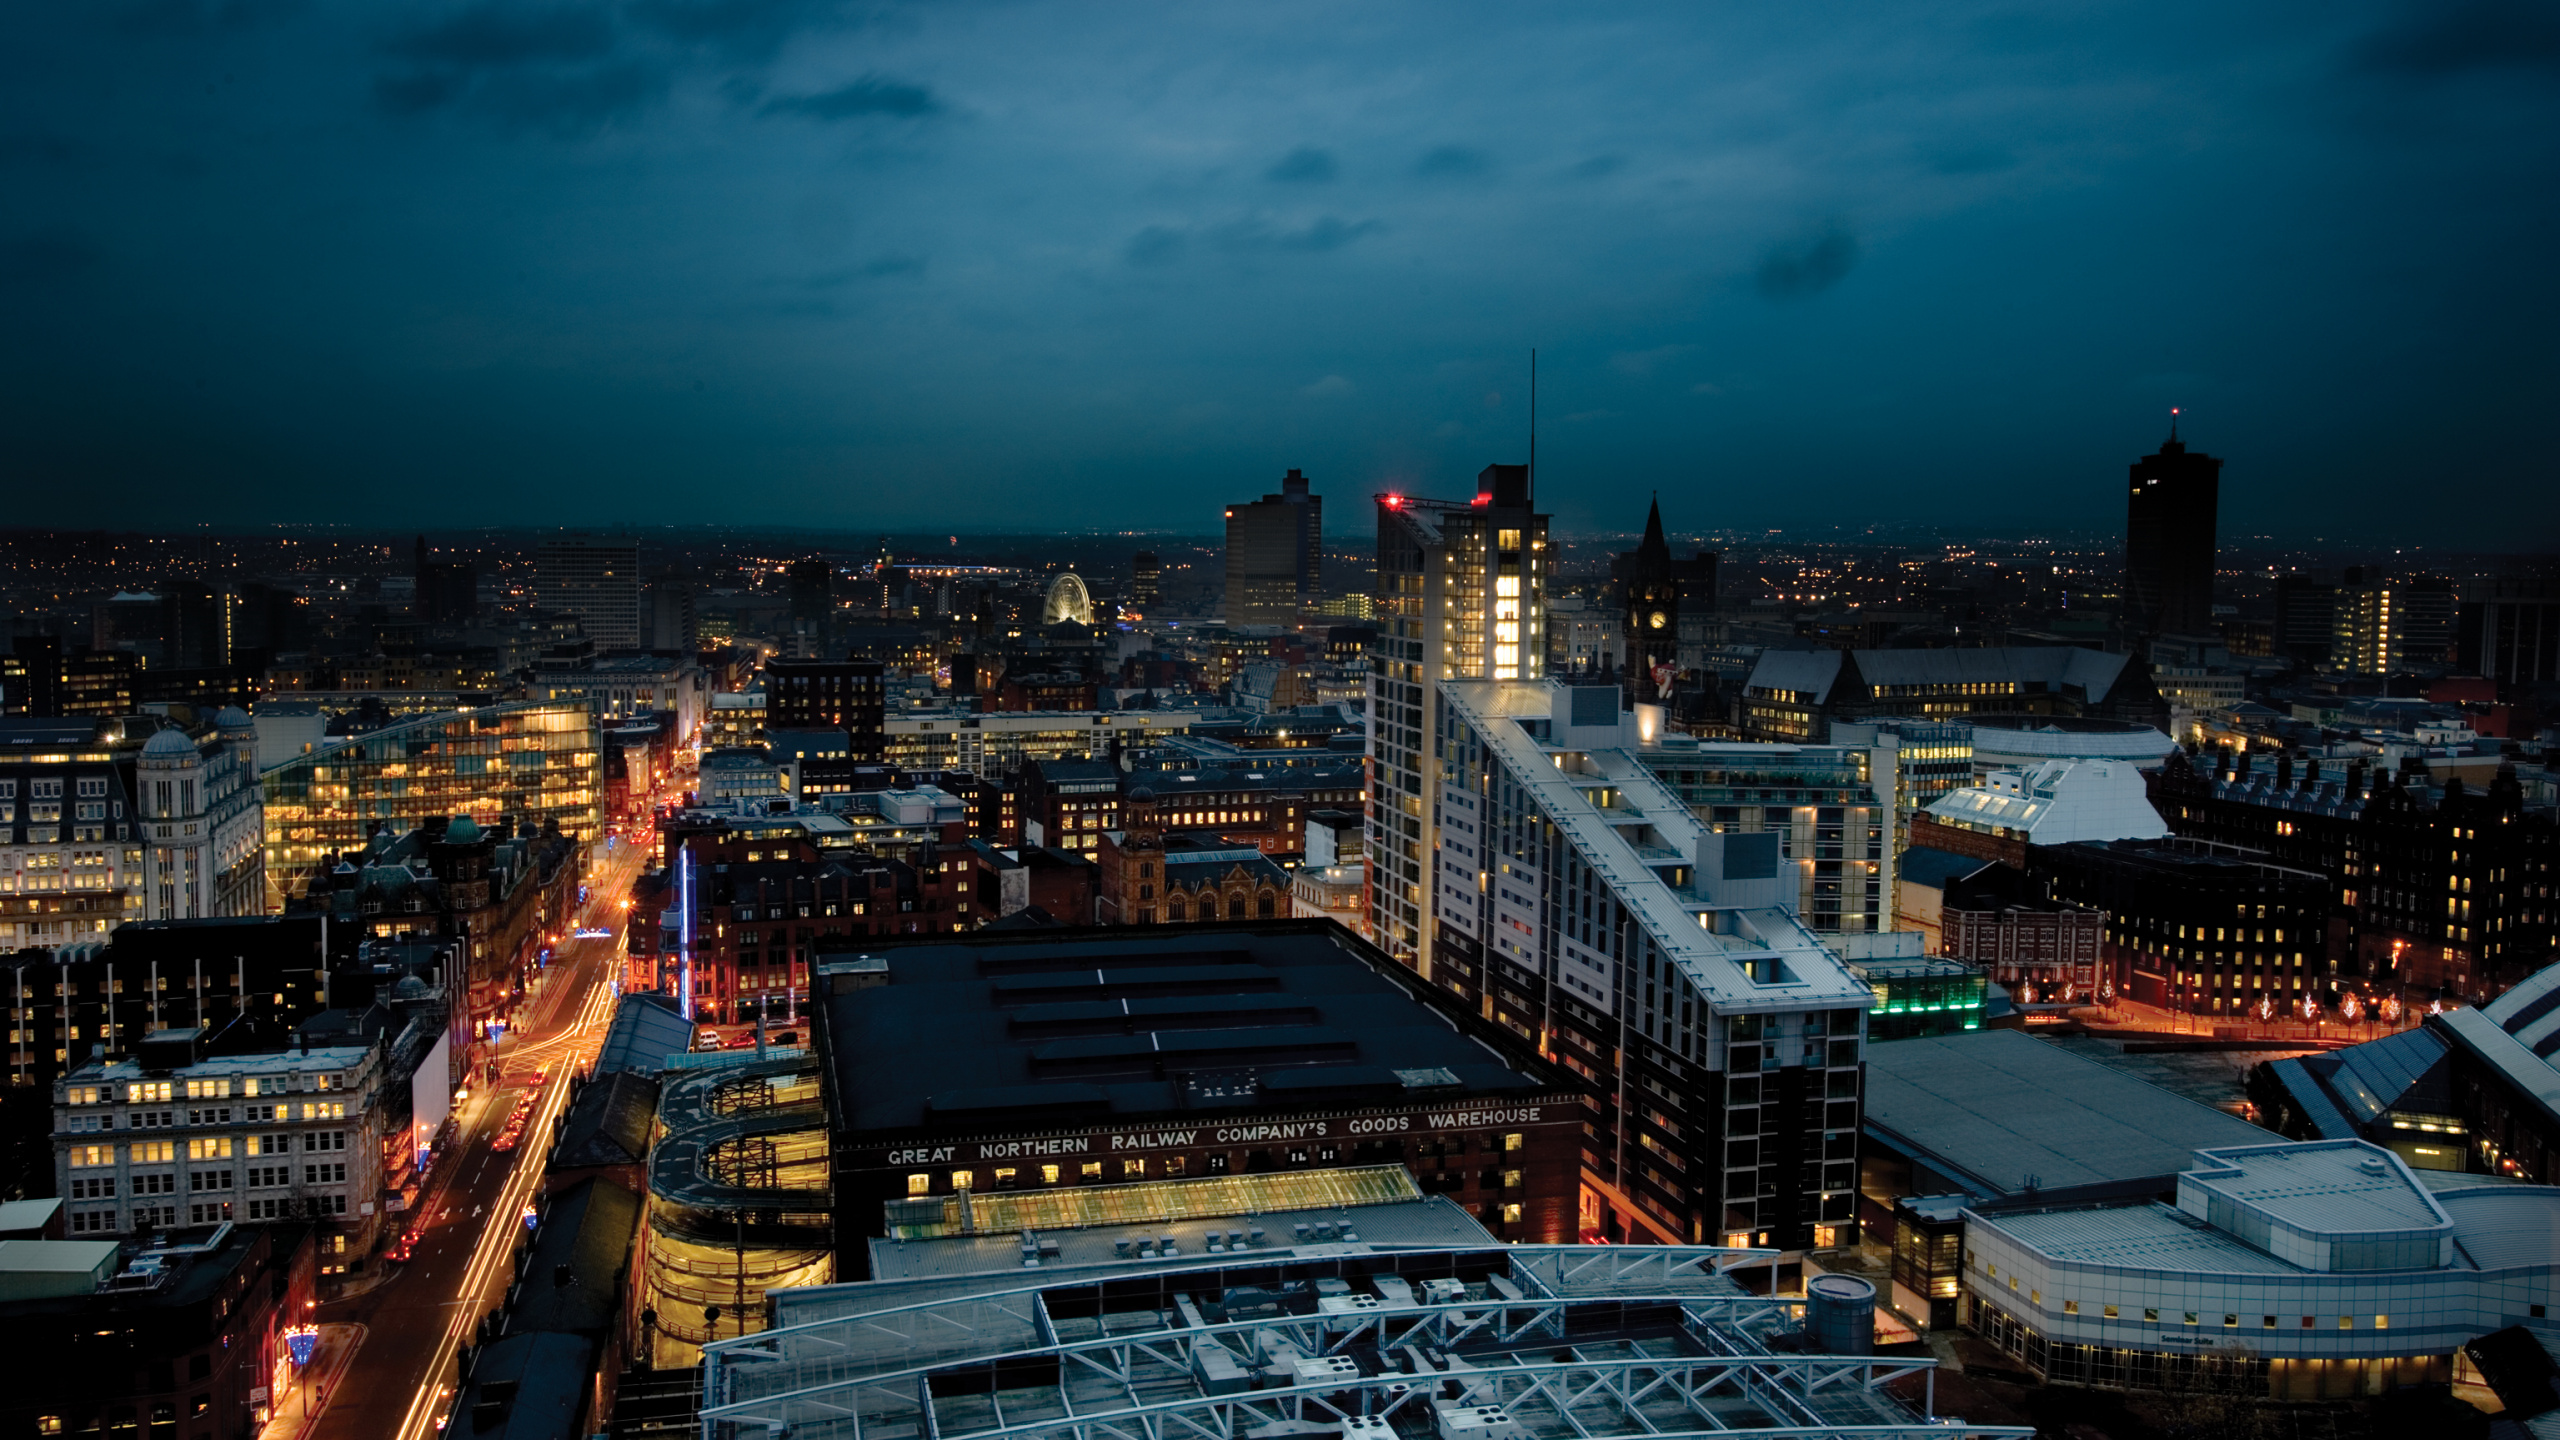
[2124, 415, 2221, 640]
[1365, 463, 1549, 972]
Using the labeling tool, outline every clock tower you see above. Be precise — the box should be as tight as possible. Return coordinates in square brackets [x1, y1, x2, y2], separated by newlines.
[1623, 495, 1678, 703]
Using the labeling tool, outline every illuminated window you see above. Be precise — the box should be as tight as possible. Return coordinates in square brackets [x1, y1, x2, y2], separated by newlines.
[906, 1173, 930, 1196]
[1503, 1133, 1523, 1151]
[950, 1170, 973, 1191]
[1041, 1164, 1061, 1184]
[1080, 1161, 1103, 1180]
[1501, 1203, 1523, 1224]
[1122, 1159, 1145, 1177]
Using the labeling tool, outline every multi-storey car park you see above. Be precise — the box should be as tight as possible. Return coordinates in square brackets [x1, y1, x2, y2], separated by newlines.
[695, 1232, 2031, 1440]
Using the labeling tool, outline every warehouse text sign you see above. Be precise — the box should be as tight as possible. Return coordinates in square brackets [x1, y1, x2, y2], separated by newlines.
[874, 1100, 1555, 1169]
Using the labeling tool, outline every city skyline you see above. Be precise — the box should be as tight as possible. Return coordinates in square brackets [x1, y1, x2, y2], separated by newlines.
[7, 3, 2555, 543]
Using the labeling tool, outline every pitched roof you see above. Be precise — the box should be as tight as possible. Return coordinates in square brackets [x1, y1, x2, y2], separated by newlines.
[551, 1071, 659, 1171]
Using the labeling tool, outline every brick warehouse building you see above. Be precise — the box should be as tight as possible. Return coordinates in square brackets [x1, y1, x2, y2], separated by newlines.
[2151, 750, 2558, 1001]
[811, 921, 1584, 1278]
[624, 827, 979, 1027]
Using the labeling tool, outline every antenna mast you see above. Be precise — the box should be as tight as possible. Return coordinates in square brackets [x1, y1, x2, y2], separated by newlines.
[1528, 348, 1537, 505]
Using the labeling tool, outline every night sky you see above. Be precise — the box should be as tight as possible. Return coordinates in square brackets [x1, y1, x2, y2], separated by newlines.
[6, 2, 2555, 543]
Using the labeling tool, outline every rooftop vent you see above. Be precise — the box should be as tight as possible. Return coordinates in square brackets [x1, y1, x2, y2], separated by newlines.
[2358, 1154, 2388, 1176]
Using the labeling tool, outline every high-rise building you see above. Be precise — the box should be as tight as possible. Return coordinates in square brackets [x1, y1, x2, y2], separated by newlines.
[1129, 550, 1160, 609]
[1366, 463, 1548, 970]
[1223, 468, 1321, 627]
[1622, 497, 1679, 703]
[2273, 574, 2335, 664]
[785, 557, 834, 624]
[536, 537, 642, 650]
[643, 579, 697, 652]
[2123, 417, 2221, 640]
[1432, 677, 1875, 1247]
[2461, 577, 2560, 683]
[2331, 568, 2455, 675]
[414, 535, 479, 625]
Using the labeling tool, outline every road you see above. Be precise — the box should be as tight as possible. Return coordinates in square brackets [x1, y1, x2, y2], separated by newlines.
[303, 834, 653, 1440]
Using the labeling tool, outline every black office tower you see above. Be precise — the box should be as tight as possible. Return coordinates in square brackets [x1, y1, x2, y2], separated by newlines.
[2124, 417, 2222, 640]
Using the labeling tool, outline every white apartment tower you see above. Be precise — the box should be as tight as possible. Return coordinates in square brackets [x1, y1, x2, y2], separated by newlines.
[1432, 676, 1874, 1249]
[1366, 464, 1548, 971]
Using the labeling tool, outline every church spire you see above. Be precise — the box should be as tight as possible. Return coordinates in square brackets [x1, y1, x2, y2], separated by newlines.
[1638, 492, 1669, 563]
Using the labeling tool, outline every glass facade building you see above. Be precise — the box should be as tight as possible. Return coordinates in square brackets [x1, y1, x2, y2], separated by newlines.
[260, 701, 602, 908]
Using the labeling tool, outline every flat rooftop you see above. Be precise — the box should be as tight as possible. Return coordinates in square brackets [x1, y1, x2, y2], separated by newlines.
[1980, 1203, 2299, 1275]
[2187, 1142, 2449, 1236]
[818, 923, 1560, 1137]
[1865, 1029, 2273, 1200]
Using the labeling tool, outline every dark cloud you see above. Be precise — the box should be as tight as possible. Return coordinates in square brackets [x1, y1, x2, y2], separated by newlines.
[1125, 215, 1382, 265]
[1247, 216, 1380, 252]
[0, 229, 106, 284]
[481, 61, 670, 136]
[373, 70, 466, 115]
[372, 3, 663, 132]
[1755, 225, 1859, 299]
[1414, 145, 1490, 179]
[1124, 225, 1185, 266]
[802, 255, 926, 286]
[2355, 0, 2560, 75]
[1266, 146, 1337, 183]
[110, 0, 303, 36]
[629, 0, 853, 60]
[385, 5, 615, 67]
[761, 76, 940, 120]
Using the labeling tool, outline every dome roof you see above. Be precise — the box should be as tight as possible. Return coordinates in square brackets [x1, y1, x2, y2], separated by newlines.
[216, 706, 253, 729]
[393, 975, 430, 999]
[445, 815, 482, 843]
[141, 728, 197, 759]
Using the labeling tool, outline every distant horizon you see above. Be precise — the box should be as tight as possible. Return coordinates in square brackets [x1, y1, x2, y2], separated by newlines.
[3, 518, 2551, 562]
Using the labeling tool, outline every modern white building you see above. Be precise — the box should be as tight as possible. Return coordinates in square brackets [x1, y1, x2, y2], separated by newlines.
[1922, 759, 2168, 848]
[1430, 677, 1874, 1249]
[1965, 1138, 2553, 1400]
